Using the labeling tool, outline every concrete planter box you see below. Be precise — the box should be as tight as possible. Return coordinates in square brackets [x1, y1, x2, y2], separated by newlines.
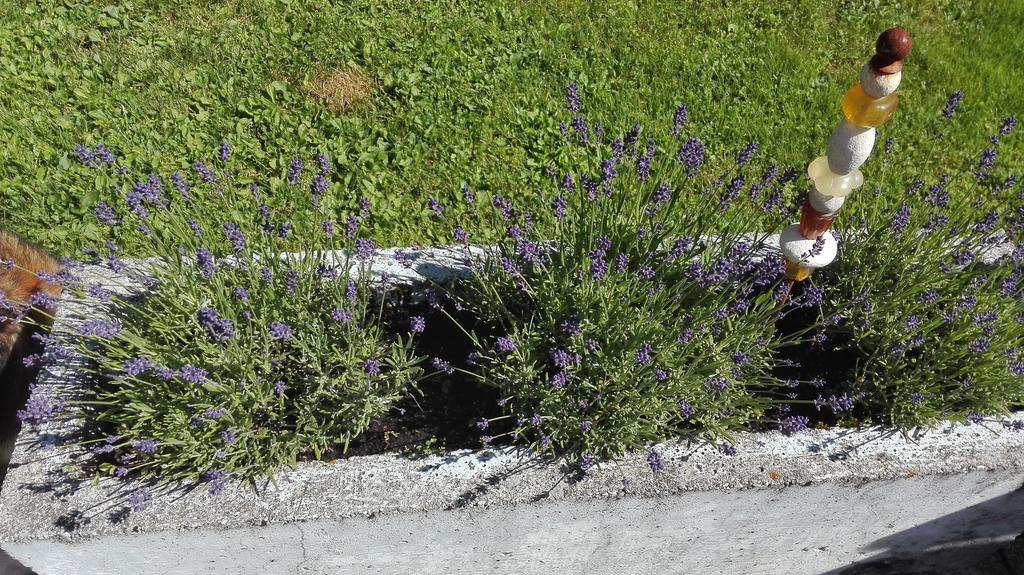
[2, 245, 1022, 575]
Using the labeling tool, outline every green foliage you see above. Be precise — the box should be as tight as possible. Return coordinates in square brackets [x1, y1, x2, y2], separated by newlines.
[1, 0, 1021, 255]
[64, 150, 424, 485]
[444, 108, 801, 461]
[811, 115, 1023, 428]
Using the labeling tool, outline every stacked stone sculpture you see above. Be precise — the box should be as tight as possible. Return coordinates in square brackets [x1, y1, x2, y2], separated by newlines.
[779, 27, 913, 282]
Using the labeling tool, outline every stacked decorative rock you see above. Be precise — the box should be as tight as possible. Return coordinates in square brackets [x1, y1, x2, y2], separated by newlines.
[780, 28, 913, 282]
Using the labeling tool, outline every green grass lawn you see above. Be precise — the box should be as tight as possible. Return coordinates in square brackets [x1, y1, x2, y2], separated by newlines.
[1, 0, 1021, 255]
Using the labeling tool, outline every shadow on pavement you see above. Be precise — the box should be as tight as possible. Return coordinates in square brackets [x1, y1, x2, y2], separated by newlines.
[0, 547, 37, 575]
[824, 485, 1024, 574]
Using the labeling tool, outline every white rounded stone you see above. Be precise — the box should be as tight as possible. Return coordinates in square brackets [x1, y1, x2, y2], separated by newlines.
[859, 65, 902, 99]
[809, 188, 846, 214]
[827, 120, 876, 175]
[779, 224, 837, 269]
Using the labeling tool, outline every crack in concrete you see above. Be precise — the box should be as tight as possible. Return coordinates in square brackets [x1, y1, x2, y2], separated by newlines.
[295, 523, 310, 572]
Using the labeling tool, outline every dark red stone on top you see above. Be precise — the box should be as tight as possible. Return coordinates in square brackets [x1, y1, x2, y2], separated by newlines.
[871, 27, 912, 73]
[876, 28, 913, 60]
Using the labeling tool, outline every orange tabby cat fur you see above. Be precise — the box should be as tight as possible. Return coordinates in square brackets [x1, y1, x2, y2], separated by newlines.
[0, 230, 62, 384]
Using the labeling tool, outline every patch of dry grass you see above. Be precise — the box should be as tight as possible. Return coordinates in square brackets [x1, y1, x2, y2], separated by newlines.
[303, 67, 376, 112]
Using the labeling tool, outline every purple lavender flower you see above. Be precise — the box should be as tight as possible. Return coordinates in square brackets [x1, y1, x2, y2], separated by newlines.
[704, 376, 728, 395]
[551, 195, 567, 220]
[974, 212, 999, 234]
[198, 307, 236, 342]
[720, 444, 738, 456]
[222, 222, 247, 253]
[221, 428, 237, 445]
[274, 380, 287, 394]
[355, 239, 376, 260]
[345, 279, 358, 303]
[677, 137, 705, 177]
[194, 161, 215, 184]
[78, 319, 121, 339]
[288, 157, 303, 185]
[452, 227, 469, 243]
[616, 252, 629, 273]
[559, 317, 582, 336]
[942, 91, 964, 119]
[651, 184, 671, 207]
[197, 247, 218, 278]
[206, 470, 229, 496]
[565, 82, 581, 114]
[647, 448, 664, 473]
[310, 175, 329, 205]
[284, 270, 299, 296]
[590, 257, 609, 281]
[16, 392, 65, 425]
[92, 143, 116, 166]
[428, 197, 443, 217]
[331, 308, 354, 324]
[203, 406, 227, 419]
[218, 142, 232, 163]
[268, 322, 294, 340]
[720, 176, 744, 209]
[364, 359, 382, 376]
[969, 338, 990, 353]
[571, 116, 589, 144]
[410, 316, 426, 333]
[123, 357, 154, 377]
[134, 439, 157, 453]
[977, 147, 997, 181]
[634, 343, 654, 366]
[73, 144, 95, 167]
[579, 420, 593, 433]
[178, 365, 207, 384]
[495, 337, 516, 353]
[550, 348, 574, 369]
[999, 115, 1017, 137]
[891, 203, 910, 235]
[170, 172, 191, 202]
[671, 104, 688, 137]
[635, 152, 652, 183]
[312, 152, 330, 175]
[779, 415, 809, 434]
[551, 371, 570, 388]
[561, 173, 575, 195]
[95, 201, 120, 226]
[86, 283, 112, 302]
[735, 141, 758, 166]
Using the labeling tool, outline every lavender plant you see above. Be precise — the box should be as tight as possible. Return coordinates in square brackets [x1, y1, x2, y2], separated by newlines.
[25, 145, 424, 488]
[441, 86, 804, 462]
[805, 106, 1023, 428]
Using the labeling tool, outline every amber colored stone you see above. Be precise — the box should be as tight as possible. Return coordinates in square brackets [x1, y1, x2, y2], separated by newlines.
[784, 258, 813, 281]
[807, 156, 863, 197]
[842, 84, 899, 128]
[799, 200, 836, 240]
[876, 28, 913, 60]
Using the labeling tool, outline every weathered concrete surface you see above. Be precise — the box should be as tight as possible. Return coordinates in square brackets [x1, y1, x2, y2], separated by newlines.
[5, 471, 1023, 575]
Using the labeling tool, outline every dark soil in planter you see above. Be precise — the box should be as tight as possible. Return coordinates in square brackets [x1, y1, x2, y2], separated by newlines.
[771, 288, 861, 427]
[342, 302, 511, 457]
